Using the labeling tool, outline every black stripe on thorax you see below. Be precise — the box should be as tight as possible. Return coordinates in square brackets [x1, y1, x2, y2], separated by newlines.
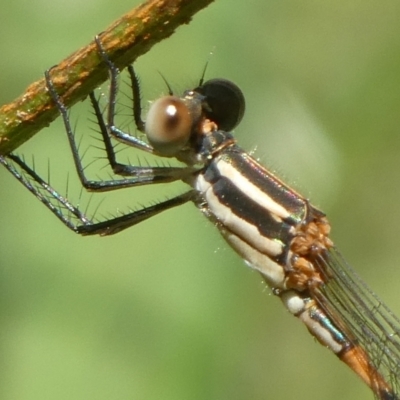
[203, 160, 294, 247]
[221, 147, 307, 224]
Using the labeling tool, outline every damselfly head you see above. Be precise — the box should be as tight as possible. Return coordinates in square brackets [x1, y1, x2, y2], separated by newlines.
[145, 79, 245, 158]
[194, 78, 245, 132]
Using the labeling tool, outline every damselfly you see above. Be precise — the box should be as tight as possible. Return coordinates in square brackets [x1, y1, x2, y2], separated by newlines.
[1, 37, 399, 399]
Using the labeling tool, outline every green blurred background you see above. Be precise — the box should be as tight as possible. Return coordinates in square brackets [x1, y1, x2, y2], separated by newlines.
[1, 1, 400, 399]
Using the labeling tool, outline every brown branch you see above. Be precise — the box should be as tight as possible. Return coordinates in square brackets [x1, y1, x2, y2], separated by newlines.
[0, 0, 215, 155]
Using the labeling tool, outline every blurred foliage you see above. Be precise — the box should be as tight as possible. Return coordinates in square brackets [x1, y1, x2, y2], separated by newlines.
[1, 1, 400, 399]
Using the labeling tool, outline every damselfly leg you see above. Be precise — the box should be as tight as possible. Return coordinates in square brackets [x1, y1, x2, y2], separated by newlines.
[1, 35, 201, 235]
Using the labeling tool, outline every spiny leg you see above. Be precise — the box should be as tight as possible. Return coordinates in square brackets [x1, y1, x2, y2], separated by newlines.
[94, 35, 149, 150]
[1, 35, 200, 236]
[76, 189, 197, 236]
[89, 89, 196, 182]
[126, 65, 145, 132]
[44, 68, 193, 193]
[0, 153, 90, 232]
[1, 152, 197, 235]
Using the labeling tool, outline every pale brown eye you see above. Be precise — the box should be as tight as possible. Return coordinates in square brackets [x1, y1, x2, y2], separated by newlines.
[145, 96, 193, 156]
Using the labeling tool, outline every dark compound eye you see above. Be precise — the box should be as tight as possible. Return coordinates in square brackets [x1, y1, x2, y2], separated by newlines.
[145, 96, 193, 156]
[195, 78, 245, 132]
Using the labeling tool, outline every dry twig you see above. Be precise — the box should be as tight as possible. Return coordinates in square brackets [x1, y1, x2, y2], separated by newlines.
[0, 0, 215, 154]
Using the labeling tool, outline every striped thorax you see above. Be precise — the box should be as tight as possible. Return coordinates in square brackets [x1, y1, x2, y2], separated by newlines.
[191, 127, 395, 400]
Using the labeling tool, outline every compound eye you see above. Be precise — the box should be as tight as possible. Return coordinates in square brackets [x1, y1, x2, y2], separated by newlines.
[196, 79, 245, 132]
[145, 96, 192, 156]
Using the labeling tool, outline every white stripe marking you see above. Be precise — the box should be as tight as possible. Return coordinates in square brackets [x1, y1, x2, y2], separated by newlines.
[196, 175, 284, 257]
[217, 159, 294, 221]
[221, 229, 285, 288]
[281, 291, 344, 354]
[299, 307, 344, 354]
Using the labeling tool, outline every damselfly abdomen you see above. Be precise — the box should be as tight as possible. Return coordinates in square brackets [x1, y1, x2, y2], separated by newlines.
[1, 37, 399, 399]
